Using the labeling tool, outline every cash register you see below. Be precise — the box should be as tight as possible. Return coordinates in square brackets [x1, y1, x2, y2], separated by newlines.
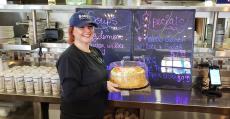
[202, 65, 222, 97]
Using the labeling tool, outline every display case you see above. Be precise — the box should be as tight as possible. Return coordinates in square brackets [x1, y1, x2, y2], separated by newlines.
[109, 61, 149, 90]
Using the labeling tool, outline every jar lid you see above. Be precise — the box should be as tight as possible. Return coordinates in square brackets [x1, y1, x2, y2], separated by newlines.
[51, 74, 59, 80]
[32, 75, 41, 79]
[42, 74, 51, 79]
[24, 74, 33, 78]
[4, 73, 13, 78]
[0, 72, 3, 76]
[14, 74, 23, 78]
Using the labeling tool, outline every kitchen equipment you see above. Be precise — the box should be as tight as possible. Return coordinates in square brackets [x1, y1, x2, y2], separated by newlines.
[43, 28, 63, 42]
[28, 21, 46, 42]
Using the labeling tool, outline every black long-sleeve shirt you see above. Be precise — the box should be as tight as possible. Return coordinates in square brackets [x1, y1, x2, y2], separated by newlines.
[56, 44, 108, 119]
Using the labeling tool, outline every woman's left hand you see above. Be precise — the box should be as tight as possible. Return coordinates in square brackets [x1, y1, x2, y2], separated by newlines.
[106, 81, 120, 92]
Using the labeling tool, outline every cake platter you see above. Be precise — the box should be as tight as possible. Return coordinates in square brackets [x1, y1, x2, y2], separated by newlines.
[116, 82, 150, 91]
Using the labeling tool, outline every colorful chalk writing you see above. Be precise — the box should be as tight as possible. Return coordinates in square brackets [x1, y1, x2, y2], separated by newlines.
[134, 10, 195, 90]
[76, 9, 132, 64]
[134, 10, 194, 51]
[217, 0, 230, 4]
[76, 9, 195, 90]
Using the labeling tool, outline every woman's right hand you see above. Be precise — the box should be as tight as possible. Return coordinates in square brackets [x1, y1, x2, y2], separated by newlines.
[107, 81, 120, 92]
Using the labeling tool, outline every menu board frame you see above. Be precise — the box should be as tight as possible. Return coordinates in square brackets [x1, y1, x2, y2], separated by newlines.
[75, 8, 195, 90]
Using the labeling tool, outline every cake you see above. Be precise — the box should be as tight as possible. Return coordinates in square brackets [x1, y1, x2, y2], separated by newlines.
[110, 66, 148, 89]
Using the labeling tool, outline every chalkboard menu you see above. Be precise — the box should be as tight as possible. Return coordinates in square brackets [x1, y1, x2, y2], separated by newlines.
[75, 9, 195, 90]
[216, 0, 230, 3]
[133, 10, 195, 89]
[76, 9, 132, 65]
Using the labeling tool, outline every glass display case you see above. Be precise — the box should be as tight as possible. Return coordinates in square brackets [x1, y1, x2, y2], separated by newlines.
[109, 61, 149, 90]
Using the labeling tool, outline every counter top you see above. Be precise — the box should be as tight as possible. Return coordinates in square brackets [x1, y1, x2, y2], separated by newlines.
[0, 92, 60, 103]
[108, 89, 230, 115]
[0, 89, 229, 115]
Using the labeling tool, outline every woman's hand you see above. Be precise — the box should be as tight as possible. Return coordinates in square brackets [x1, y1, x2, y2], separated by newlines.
[107, 81, 120, 92]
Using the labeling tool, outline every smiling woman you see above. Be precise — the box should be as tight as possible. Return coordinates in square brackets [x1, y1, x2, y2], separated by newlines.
[56, 11, 120, 119]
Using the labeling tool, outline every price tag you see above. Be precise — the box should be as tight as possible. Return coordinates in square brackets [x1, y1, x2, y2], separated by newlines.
[121, 90, 129, 96]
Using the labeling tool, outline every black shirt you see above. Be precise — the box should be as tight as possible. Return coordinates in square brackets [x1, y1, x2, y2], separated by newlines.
[56, 44, 108, 119]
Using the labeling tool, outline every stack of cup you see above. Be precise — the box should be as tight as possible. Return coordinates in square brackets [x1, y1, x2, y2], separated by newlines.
[14, 73, 24, 94]
[42, 74, 52, 96]
[51, 74, 60, 96]
[0, 72, 4, 93]
[33, 75, 42, 95]
[4, 73, 14, 93]
[24, 74, 34, 94]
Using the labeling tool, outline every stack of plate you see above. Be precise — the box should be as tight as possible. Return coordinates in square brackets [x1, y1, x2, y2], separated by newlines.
[215, 24, 224, 47]
[0, 26, 14, 39]
[28, 21, 46, 41]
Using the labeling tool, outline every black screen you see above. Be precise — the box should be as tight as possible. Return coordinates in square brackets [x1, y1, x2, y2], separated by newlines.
[209, 68, 221, 86]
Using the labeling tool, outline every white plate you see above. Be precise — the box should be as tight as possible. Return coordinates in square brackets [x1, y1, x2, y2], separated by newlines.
[0, 26, 13, 29]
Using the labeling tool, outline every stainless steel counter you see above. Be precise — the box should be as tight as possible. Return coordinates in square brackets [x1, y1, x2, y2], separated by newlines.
[0, 88, 229, 119]
[109, 89, 230, 115]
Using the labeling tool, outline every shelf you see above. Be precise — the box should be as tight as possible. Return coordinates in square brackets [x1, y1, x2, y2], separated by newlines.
[0, 4, 229, 12]
[40, 42, 69, 49]
[0, 38, 38, 50]
[193, 47, 213, 53]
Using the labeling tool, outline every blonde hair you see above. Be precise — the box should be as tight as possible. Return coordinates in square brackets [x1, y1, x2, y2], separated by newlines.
[67, 27, 74, 44]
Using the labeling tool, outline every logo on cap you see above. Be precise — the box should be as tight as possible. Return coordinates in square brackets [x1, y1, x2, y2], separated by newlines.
[78, 14, 90, 20]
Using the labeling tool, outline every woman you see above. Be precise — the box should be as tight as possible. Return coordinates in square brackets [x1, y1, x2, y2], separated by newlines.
[56, 11, 120, 119]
